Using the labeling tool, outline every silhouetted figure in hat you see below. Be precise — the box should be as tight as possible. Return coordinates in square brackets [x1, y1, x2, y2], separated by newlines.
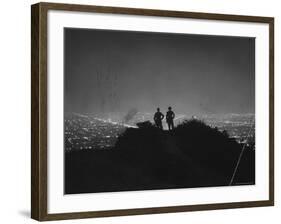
[166, 106, 175, 131]
[154, 108, 164, 130]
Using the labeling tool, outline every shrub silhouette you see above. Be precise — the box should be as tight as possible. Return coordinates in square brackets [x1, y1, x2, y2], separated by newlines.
[115, 119, 254, 187]
[65, 119, 255, 194]
[173, 119, 242, 182]
[174, 119, 254, 184]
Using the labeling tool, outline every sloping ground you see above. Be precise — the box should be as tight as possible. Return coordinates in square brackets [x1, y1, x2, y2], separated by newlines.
[65, 119, 255, 194]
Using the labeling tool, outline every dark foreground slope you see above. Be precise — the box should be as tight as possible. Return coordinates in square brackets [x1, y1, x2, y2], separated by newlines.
[65, 119, 255, 194]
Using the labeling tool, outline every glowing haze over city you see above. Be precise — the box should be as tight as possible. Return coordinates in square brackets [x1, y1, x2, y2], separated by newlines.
[64, 28, 255, 152]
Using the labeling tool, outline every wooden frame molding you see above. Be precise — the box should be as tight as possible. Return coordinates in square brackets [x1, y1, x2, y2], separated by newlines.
[31, 2, 274, 221]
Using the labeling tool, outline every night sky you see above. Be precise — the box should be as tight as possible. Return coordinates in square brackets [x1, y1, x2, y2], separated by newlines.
[64, 28, 255, 116]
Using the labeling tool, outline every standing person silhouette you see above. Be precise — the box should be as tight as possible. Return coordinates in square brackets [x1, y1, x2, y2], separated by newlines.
[154, 108, 164, 130]
[166, 106, 175, 130]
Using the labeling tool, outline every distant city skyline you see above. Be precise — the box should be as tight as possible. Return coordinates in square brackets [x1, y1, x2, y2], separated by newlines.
[65, 112, 255, 151]
[64, 28, 255, 116]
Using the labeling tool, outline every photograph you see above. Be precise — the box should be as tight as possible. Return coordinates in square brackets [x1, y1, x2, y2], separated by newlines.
[64, 28, 256, 194]
[31, 2, 274, 220]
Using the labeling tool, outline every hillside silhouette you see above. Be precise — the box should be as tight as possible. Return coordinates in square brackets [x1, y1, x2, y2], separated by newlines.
[65, 119, 255, 194]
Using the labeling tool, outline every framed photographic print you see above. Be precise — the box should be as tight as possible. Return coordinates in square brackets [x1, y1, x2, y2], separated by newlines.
[31, 2, 274, 221]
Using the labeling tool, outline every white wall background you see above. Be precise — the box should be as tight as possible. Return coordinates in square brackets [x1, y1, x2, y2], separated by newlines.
[0, 0, 279, 223]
